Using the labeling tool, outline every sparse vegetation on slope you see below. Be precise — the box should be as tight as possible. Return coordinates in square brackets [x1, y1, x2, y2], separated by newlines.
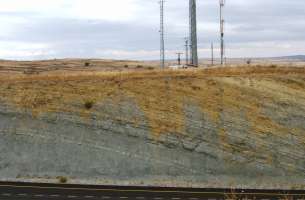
[0, 66, 304, 140]
[0, 65, 305, 175]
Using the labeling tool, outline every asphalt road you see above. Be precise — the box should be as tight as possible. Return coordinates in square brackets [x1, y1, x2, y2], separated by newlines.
[0, 181, 305, 200]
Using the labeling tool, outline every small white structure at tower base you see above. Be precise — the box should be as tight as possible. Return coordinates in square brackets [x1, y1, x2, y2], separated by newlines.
[168, 65, 189, 70]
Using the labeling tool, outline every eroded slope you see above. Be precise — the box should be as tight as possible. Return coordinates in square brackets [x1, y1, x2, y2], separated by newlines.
[0, 66, 304, 188]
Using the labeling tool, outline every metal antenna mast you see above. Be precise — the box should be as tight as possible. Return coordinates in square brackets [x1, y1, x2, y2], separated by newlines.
[220, 0, 225, 65]
[159, 0, 165, 68]
[211, 43, 214, 66]
[189, 0, 198, 66]
[176, 53, 183, 66]
[184, 37, 189, 65]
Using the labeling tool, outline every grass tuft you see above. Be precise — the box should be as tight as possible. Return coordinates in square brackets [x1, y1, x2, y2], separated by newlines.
[57, 176, 68, 184]
[84, 100, 94, 110]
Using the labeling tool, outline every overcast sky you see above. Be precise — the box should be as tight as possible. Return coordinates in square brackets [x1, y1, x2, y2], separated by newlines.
[0, 0, 305, 60]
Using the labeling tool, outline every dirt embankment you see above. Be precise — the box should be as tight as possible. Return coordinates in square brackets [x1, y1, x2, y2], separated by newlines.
[0, 65, 304, 189]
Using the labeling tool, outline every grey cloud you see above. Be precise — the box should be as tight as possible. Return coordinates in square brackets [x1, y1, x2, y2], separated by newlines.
[0, 0, 305, 59]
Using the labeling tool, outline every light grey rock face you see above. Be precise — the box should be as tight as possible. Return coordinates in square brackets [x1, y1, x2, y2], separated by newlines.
[0, 96, 305, 189]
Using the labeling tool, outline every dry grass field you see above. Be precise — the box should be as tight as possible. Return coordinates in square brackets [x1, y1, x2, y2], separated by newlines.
[0, 62, 304, 138]
[0, 59, 159, 75]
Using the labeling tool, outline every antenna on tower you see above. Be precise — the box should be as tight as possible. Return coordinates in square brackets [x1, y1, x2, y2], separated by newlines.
[159, 0, 165, 69]
[220, 0, 225, 65]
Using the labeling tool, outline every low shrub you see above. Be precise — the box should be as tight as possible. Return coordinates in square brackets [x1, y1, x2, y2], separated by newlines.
[58, 176, 68, 184]
[191, 85, 201, 91]
[84, 100, 94, 110]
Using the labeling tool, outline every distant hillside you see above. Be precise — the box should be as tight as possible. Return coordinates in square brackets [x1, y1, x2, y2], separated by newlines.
[276, 55, 305, 60]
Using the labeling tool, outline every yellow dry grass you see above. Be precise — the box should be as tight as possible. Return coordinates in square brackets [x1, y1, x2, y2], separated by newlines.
[0, 65, 304, 141]
[0, 58, 159, 76]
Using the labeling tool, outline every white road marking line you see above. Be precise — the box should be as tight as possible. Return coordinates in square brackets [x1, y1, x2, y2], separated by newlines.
[34, 194, 44, 197]
[1, 193, 12, 196]
[136, 197, 145, 199]
[101, 196, 111, 199]
[17, 193, 27, 196]
[68, 195, 78, 198]
[154, 197, 163, 200]
[84, 195, 95, 198]
[189, 198, 199, 200]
